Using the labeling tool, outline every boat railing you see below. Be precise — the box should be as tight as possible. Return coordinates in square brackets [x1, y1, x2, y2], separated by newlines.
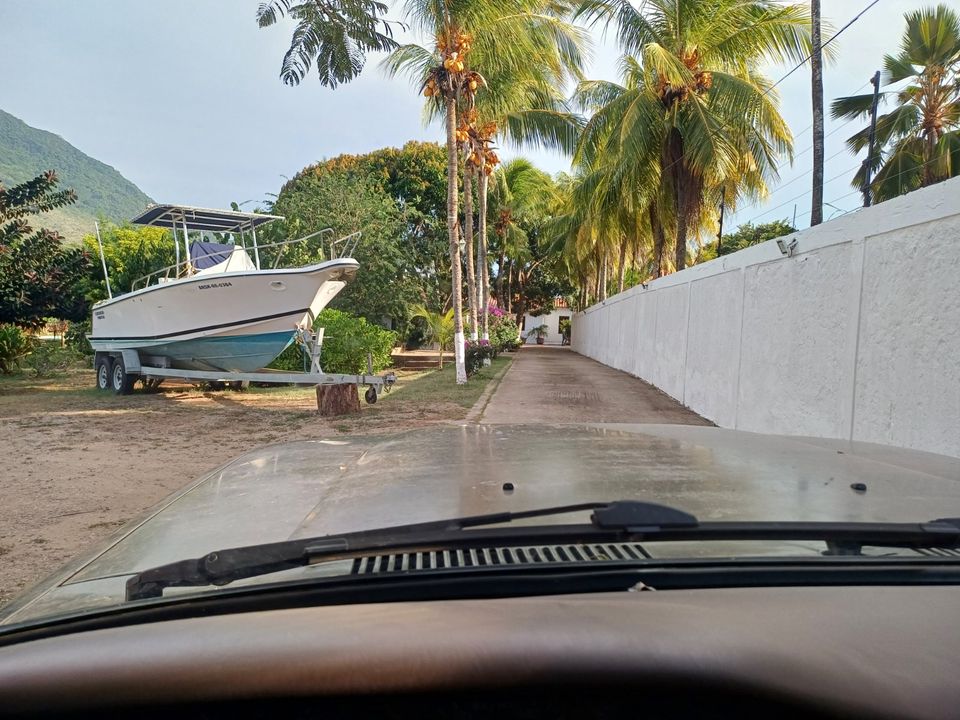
[327, 231, 362, 260]
[129, 228, 344, 292]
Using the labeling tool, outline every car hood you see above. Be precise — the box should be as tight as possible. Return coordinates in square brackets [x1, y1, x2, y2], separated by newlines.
[3, 423, 960, 627]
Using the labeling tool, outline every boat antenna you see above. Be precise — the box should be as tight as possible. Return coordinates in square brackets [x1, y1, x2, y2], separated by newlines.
[94, 221, 113, 299]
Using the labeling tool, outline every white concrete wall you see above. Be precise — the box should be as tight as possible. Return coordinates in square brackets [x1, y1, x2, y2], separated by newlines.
[573, 176, 960, 459]
[522, 308, 572, 345]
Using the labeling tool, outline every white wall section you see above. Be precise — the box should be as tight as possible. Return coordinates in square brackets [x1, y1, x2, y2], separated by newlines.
[573, 176, 960, 458]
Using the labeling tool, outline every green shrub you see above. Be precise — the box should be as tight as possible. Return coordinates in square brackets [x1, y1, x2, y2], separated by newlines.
[488, 313, 520, 352]
[23, 341, 82, 377]
[0, 324, 31, 374]
[268, 309, 397, 375]
[269, 340, 307, 372]
[65, 319, 93, 357]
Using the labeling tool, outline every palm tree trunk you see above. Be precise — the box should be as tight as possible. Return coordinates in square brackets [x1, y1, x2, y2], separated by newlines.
[675, 218, 688, 273]
[810, 0, 824, 226]
[505, 261, 513, 312]
[617, 239, 627, 294]
[478, 170, 491, 345]
[463, 166, 478, 341]
[650, 204, 666, 278]
[445, 95, 467, 384]
[496, 243, 506, 305]
[667, 129, 689, 273]
[599, 254, 608, 301]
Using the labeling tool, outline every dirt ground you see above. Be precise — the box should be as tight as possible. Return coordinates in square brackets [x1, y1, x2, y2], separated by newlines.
[0, 365, 498, 609]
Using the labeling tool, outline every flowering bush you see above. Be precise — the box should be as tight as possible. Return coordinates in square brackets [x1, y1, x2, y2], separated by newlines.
[465, 340, 496, 375]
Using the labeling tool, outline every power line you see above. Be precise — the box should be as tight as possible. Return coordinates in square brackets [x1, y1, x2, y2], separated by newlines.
[791, 152, 946, 224]
[746, 162, 862, 224]
[655, 1, 882, 194]
[723, 78, 873, 223]
[766, 0, 883, 95]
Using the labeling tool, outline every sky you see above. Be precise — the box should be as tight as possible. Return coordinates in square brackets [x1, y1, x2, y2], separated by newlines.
[0, 0, 922, 233]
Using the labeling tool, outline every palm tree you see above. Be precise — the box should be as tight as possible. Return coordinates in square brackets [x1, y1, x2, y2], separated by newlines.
[467, 25, 588, 339]
[489, 158, 561, 312]
[384, 0, 586, 379]
[411, 304, 454, 368]
[574, 0, 811, 273]
[832, 4, 960, 202]
[255, 0, 401, 88]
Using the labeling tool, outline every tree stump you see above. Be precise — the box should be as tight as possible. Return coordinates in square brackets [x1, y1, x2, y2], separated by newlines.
[316, 383, 360, 416]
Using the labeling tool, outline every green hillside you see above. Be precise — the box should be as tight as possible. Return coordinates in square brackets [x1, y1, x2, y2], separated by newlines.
[0, 108, 152, 241]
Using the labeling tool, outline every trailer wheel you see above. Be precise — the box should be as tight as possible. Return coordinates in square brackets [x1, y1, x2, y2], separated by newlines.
[110, 355, 136, 395]
[364, 386, 378, 404]
[95, 355, 111, 391]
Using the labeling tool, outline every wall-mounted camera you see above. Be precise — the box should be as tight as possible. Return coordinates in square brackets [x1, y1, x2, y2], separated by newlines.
[776, 237, 798, 257]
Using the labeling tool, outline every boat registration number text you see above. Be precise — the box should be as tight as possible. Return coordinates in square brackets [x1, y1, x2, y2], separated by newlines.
[198, 282, 233, 290]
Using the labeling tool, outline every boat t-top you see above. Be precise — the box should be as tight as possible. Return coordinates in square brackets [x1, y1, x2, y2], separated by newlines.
[89, 204, 369, 393]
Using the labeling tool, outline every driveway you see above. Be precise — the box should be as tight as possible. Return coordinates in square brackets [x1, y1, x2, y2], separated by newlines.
[481, 345, 712, 425]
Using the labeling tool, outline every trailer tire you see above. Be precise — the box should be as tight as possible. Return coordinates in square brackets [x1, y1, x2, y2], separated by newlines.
[110, 355, 136, 395]
[95, 355, 111, 391]
[364, 386, 378, 404]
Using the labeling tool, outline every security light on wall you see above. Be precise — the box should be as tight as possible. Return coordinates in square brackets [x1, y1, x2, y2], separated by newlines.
[776, 238, 798, 257]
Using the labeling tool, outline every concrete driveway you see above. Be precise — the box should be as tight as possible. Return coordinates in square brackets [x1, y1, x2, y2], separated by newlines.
[481, 346, 711, 425]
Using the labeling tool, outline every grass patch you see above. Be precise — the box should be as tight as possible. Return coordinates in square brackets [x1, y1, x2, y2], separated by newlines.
[326, 355, 513, 434]
[379, 356, 511, 409]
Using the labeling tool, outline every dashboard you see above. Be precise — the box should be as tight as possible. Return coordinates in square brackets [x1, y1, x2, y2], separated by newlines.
[1, 585, 958, 719]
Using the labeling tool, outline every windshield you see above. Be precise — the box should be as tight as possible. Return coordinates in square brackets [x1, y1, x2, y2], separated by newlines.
[2, 0, 959, 636]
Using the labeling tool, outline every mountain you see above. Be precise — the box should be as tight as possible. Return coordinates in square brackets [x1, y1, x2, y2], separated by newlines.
[0, 108, 153, 241]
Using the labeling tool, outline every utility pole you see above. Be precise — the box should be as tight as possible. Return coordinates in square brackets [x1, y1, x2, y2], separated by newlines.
[810, 0, 824, 226]
[862, 70, 882, 207]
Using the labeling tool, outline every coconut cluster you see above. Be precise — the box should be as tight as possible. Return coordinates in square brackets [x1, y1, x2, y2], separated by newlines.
[424, 29, 476, 97]
[463, 118, 500, 175]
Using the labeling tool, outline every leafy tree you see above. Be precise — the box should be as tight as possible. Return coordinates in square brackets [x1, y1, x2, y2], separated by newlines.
[273, 169, 415, 328]
[0, 171, 91, 328]
[718, 219, 796, 256]
[81, 223, 175, 302]
[255, 0, 401, 88]
[832, 4, 960, 202]
[273, 146, 452, 329]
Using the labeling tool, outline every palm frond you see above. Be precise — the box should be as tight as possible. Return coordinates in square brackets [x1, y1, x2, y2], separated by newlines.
[871, 138, 925, 202]
[501, 109, 585, 155]
[830, 93, 880, 121]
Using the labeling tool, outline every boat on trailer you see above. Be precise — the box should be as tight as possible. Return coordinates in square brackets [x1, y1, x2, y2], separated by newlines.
[89, 204, 386, 398]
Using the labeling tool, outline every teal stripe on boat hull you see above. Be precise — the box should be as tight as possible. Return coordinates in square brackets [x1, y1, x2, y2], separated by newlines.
[145, 331, 296, 372]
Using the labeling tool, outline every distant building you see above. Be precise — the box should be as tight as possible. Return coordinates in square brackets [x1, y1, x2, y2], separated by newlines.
[521, 298, 571, 345]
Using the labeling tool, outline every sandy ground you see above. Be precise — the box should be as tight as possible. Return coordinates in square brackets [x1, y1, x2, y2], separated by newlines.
[481, 345, 713, 425]
[0, 368, 474, 609]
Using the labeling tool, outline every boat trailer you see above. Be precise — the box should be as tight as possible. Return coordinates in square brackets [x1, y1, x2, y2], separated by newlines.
[94, 326, 396, 409]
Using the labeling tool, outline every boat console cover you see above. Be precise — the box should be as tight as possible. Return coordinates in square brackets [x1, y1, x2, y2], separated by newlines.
[191, 243, 257, 275]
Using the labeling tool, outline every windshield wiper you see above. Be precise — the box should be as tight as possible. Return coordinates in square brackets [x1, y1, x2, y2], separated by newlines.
[125, 500, 960, 600]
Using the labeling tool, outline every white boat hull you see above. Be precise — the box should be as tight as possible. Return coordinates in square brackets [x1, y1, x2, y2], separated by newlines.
[88, 260, 357, 372]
